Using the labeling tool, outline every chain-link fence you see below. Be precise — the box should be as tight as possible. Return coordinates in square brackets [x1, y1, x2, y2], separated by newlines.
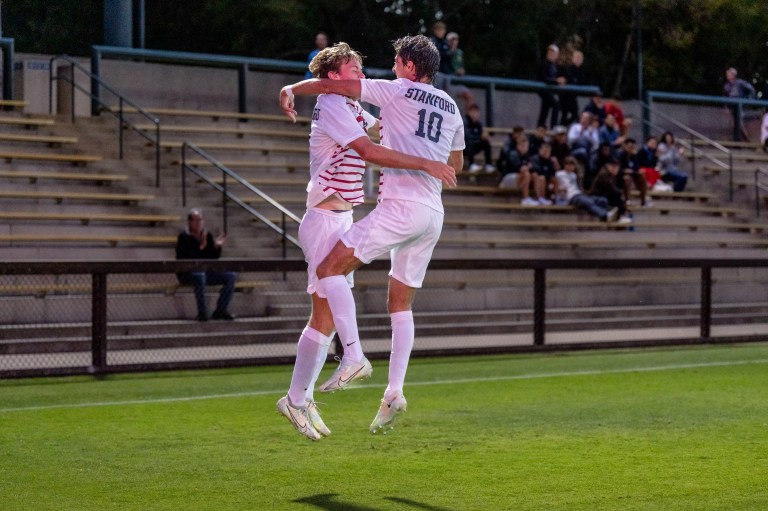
[1, 259, 768, 378]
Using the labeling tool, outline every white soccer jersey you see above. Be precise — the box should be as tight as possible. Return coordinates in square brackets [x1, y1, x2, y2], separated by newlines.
[306, 94, 376, 208]
[360, 78, 465, 213]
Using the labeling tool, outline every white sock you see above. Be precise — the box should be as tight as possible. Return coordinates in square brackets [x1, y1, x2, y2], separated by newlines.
[318, 275, 363, 363]
[305, 330, 334, 403]
[288, 326, 326, 406]
[385, 310, 414, 399]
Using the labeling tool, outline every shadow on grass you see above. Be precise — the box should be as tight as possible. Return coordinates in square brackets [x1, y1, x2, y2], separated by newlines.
[294, 494, 456, 511]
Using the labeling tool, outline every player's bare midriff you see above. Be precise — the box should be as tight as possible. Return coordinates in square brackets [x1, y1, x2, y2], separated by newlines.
[315, 193, 353, 211]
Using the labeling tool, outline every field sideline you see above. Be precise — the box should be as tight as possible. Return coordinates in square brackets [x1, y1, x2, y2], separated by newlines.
[1, 343, 767, 510]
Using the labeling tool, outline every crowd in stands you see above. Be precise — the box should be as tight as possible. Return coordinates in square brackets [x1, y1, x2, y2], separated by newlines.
[464, 97, 689, 224]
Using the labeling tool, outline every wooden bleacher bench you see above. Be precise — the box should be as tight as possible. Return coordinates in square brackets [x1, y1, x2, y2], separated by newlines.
[0, 190, 154, 204]
[0, 170, 127, 185]
[0, 100, 28, 109]
[0, 133, 78, 146]
[113, 106, 312, 125]
[177, 158, 308, 172]
[0, 116, 55, 128]
[437, 235, 768, 250]
[0, 279, 269, 298]
[134, 123, 308, 139]
[354, 273, 707, 291]
[0, 234, 176, 247]
[0, 151, 102, 166]
[0, 211, 179, 226]
[160, 140, 308, 154]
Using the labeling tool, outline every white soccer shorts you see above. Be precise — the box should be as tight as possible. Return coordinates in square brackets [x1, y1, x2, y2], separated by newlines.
[299, 208, 354, 295]
[340, 199, 443, 288]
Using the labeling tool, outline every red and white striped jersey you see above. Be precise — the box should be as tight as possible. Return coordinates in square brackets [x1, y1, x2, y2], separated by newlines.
[306, 94, 376, 208]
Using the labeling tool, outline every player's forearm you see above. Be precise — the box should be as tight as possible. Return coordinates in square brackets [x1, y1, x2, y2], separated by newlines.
[284, 79, 362, 99]
[357, 143, 433, 172]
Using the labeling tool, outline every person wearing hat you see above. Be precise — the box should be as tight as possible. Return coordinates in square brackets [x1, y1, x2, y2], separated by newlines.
[550, 125, 570, 167]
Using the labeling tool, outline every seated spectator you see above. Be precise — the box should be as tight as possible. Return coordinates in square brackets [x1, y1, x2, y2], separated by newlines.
[583, 93, 607, 125]
[637, 135, 659, 169]
[464, 104, 495, 174]
[175, 208, 237, 322]
[588, 158, 632, 223]
[530, 141, 558, 204]
[617, 138, 651, 207]
[497, 134, 538, 206]
[556, 156, 621, 222]
[567, 111, 600, 165]
[587, 142, 613, 190]
[599, 113, 625, 153]
[550, 125, 571, 167]
[528, 125, 548, 155]
[657, 131, 689, 192]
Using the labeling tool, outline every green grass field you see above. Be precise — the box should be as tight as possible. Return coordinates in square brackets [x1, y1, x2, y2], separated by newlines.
[2, 343, 767, 511]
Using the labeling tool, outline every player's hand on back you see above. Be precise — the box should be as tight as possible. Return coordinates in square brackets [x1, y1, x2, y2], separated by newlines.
[425, 161, 457, 188]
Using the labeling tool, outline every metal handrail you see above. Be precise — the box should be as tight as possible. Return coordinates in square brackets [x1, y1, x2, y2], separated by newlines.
[180, 142, 301, 257]
[755, 166, 768, 217]
[48, 54, 162, 186]
[642, 102, 734, 200]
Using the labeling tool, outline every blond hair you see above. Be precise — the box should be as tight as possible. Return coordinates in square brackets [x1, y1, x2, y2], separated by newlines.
[308, 42, 364, 78]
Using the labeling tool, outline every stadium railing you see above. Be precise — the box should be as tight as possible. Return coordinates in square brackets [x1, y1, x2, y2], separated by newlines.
[180, 142, 301, 257]
[1, 257, 766, 379]
[755, 166, 768, 216]
[48, 54, 162, 186]
[90, 45, 602, 128]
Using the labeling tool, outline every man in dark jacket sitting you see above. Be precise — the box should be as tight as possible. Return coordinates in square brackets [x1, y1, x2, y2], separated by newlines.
[175, 208, 237, 321]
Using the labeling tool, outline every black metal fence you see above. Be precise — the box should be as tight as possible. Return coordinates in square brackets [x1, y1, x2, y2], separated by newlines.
[1, 258, 767, 379]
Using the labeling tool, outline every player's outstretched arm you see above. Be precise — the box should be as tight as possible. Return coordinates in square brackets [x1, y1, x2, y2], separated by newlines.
[279, 79, 363, 123]
[348, 136, 457, 189]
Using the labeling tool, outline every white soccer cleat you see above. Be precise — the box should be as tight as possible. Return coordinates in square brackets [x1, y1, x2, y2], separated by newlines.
[276, 395, 321, 441]
[318, 357, 373, 393]
[369, 393, 407, 434]
[305, 399, 331, 437]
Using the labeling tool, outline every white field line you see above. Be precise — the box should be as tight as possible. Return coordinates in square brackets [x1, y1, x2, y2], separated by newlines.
[1, 358, 767, 414]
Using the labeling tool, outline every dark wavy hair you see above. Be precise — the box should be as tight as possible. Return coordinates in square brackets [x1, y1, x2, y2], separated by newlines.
[392, 35, 439, 83]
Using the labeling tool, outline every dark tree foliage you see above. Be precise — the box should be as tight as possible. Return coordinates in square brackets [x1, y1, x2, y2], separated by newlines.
[3, 0, 768, 98]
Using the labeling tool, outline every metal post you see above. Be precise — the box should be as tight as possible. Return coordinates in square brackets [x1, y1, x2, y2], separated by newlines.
[238, 63, 248, 117]
[1, 37, 13, 101]
[155, 122, 160, 187]
[485, 83, 496, 127]
[91, 273, 108, 374]
[689, 135, 696, 180]
[70, 63, 76, 124]
[118, 97, 124, 159]
[222, 172, 228, 234]
[755, 170, 760, 217]
[533, 268, 546, 346]
[700, 266, 712, 341]
[734, 103, 742, 142]
[728, 152, 733, 201]
[90, 47, 101, 116]
[181, 143, 187, 207]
